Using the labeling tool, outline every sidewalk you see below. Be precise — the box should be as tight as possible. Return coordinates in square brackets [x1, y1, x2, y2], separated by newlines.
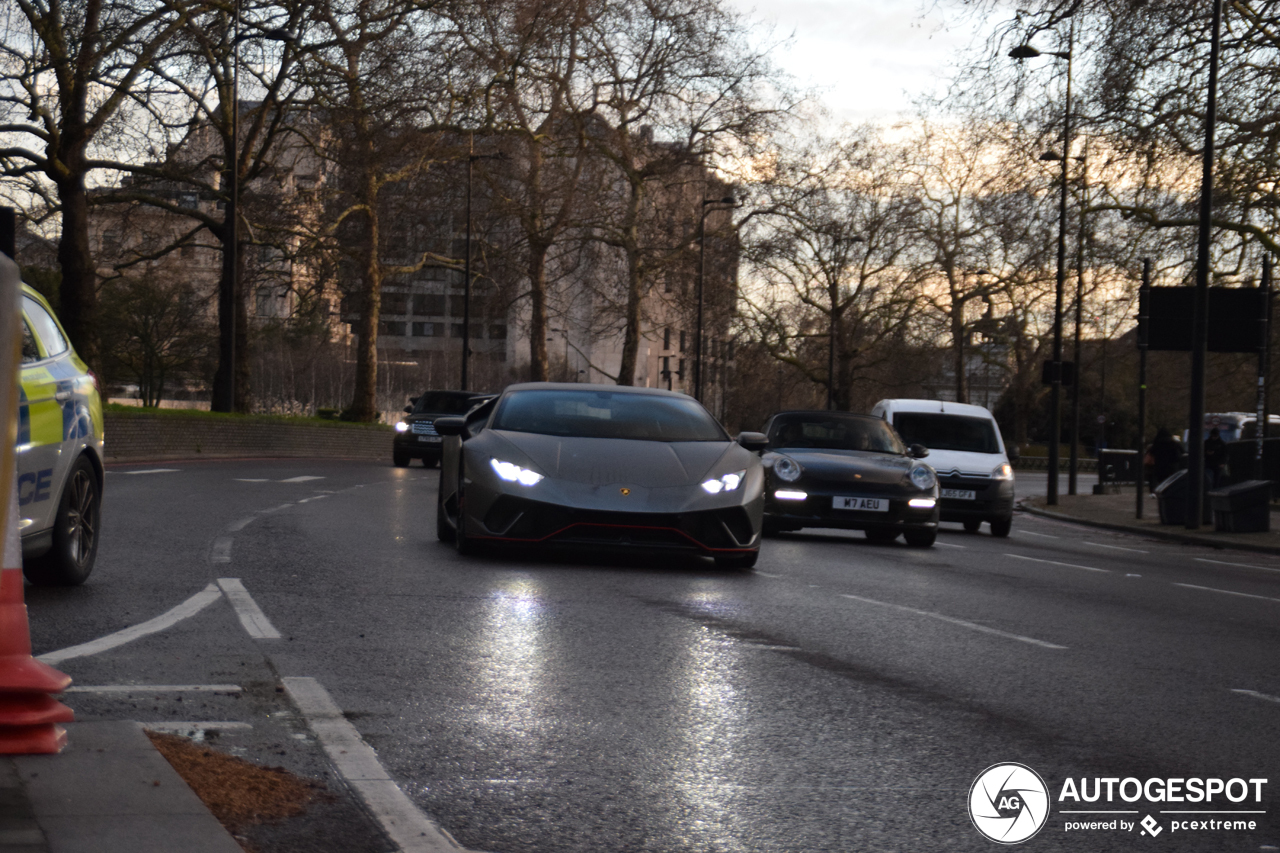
[1020, 487, 1280, 556]
[0, 721, 242, 853]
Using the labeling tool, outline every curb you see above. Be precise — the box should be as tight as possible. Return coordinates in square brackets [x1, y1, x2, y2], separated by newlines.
[1016, 501, 1280, 557]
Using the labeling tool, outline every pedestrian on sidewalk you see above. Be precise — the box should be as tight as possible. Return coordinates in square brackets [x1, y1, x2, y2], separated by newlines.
[1204, 427, 1229, 488]
[1146, 427, 1182, 489]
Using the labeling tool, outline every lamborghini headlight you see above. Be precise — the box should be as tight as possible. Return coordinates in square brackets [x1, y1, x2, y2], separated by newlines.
[773, 456, 802, 482]
[701, 469, 746, 494]
[908, 464, 936, 490]
[490, 458, 544, 486]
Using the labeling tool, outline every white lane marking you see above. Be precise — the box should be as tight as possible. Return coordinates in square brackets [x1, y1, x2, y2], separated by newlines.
[1174, 583, 1280, 605]
[1196, 558, 1280, 574]
[934, 541, 966, 549]
[123, 468, 180, 475]
[838, 593, 1067, 649]
[1232, 689, 1280, 705]
[1084, 541, 1149, 554]
[283, 677, 468, 853]
[298, 495, 330, 504]
[143, 721, 253, 733]
[228, 517, 257, 532]
[742, 644, 800, 651]
[211, 536, 233, 563]
[234, 478, 270, 482]
[280, 476, 324, 483]
[66, 684, 242, 694]
[1005, 553, 1110, 573]
[754, 572, 782, 578]
[217, 578, 282, 639]
[38, 584, 223, 665]
[1018, 530, 1059, 539]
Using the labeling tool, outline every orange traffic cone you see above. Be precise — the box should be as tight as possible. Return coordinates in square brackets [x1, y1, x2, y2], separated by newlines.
[0, 566, 72, 753]
[1, 250, 72, 753]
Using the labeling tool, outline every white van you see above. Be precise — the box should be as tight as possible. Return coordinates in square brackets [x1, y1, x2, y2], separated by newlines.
[870, 399, 1015, 537]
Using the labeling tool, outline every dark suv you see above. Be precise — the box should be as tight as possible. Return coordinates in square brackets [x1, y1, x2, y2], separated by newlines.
[393, 390, 492, 467]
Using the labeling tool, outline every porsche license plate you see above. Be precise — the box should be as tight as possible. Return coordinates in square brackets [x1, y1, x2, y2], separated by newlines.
[833, 496, 888, 512]
[417, 436, 442, 443]
[941, 489, 976, 500]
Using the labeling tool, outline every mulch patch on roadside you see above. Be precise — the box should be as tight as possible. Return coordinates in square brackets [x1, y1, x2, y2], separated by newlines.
[145, 730, 330, 838]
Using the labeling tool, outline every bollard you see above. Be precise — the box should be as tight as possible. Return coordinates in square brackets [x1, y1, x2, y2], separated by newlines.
[0, 253, 72, 753]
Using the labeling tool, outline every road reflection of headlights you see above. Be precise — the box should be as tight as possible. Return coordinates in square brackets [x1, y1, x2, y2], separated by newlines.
[992, 463, 1014, 480]
[701, 469, 746, 494]
[773, 456, 802, 482]
[395, 422, 410, 432]
[490, 458, 544, 486]
[909, 465, 935, 490]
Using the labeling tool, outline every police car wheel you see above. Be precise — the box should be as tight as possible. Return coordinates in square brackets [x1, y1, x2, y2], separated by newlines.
[24, 456, 100, 587]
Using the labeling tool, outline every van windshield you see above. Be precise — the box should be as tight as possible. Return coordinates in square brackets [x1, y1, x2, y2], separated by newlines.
[893, 413, 1000, 454]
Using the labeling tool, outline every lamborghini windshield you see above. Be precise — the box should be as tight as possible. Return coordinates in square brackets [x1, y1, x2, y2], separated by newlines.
[492, 389, 727, 442]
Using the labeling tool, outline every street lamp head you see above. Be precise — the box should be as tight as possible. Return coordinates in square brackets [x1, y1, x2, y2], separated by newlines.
[1009, 43, 1042, 59]
[1039, 150, 1064, 161]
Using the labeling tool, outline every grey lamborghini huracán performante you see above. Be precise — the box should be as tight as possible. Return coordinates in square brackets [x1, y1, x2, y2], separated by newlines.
[435, 383, 767, 569]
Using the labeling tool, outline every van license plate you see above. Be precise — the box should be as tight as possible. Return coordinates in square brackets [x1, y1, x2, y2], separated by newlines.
[833, 496, 888, 512]
[942, 489, 976, 500]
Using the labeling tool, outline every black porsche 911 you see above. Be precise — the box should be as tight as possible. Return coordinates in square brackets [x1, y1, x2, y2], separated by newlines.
[434, 383, 767, 568]
[760, 411, 940, 547]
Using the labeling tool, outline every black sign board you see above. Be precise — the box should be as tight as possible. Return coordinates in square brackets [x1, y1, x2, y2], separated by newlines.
[1144, 286, 1267, 352]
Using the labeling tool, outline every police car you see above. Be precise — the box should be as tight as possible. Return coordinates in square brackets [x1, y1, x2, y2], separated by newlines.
[17, 284, 104, 585]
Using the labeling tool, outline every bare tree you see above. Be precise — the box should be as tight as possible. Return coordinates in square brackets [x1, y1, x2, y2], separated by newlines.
[0, 0, 202, 369]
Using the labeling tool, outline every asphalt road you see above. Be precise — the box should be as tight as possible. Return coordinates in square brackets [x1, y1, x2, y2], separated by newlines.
[26, 459, 1280, 852]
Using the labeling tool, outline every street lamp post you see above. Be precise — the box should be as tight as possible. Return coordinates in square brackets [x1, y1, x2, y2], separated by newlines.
[696, 196, 735, 402]
[461, 140, 505, 392]
[215, 3, 295, 412]
[1187, 0, 1225, 530]
[1011, 20, 1074, 507]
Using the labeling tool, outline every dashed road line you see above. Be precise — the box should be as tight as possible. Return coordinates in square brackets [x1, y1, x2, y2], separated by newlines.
[838, 593, 1067, 649]
[754, 572, 783, 578]
[1195, 558, 1280, 574]
[122, 468, 180, 475]
[1231, 689, 1280, 705]
[38, 584, 224, 665]
[1173, 583, 1280, 605]
[934, 541, 966, 549]
[211, 536, 233, 564]
[280, 475, 324, 483]
[283, 677, 470, 853]
[234, 478, 270, 482]
[1018, 530, 1059, 539]
[1005, 553, 1110, 573]
[217, 578, 282, 639]
[1083, 541, 1149, 554]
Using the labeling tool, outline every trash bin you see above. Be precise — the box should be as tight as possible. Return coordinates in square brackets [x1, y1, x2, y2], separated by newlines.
[1207, 479, 1272, 533]
[1154, 469, 1212, 526]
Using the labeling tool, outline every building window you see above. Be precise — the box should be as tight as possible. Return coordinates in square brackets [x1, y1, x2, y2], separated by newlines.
[488, 324, 507, 340]
[413, 294, 445, 316]
[380, 321, 407, 337]
[412, 322, 438, 337]
[663, 327, 671, 351]
[451, 323, 482, 338]
[382, 293, 408, 315]
[679, 331, 686, 353]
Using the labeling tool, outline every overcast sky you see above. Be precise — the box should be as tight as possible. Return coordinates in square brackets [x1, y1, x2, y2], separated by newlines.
[725, 0, 983, 125]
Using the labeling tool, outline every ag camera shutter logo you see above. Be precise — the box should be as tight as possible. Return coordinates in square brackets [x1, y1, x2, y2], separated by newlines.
[969, 763, 1050, 844]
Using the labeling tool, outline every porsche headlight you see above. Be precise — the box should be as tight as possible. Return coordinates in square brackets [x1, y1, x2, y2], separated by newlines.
[908, 464, 935, 490]
[992, 462, 1014, 480]
[773, 456, 802, 482]
[490, 458, 544, 486]
[395, 422, 410, 433]
[701, 469, 746, 494]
